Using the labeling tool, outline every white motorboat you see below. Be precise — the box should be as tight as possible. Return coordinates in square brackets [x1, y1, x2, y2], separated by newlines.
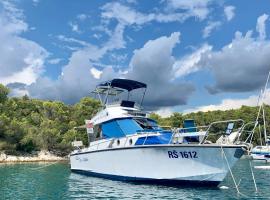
[70, 79, 248, 186]
[251, 139, 270, 162]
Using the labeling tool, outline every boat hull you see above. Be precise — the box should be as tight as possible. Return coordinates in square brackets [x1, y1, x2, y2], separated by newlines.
[251, 146, 270, 161]
[70, 145, 244, 186]
[251, 153, 270, 161]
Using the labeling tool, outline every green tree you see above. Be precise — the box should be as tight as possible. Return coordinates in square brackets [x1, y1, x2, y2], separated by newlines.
[0, 84, 9, 103]
[169, 113, 183, 127]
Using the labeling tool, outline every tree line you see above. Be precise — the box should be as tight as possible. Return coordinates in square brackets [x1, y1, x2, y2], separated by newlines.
[0, 84, 100, 156]
[0, 84, 267, 156]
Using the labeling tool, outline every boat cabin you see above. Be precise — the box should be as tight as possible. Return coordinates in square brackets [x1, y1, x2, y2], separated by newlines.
[78, 79, 242, 150]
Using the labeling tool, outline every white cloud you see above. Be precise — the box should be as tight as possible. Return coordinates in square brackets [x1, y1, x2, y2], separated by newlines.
[155, 107, 173, 117]
[69, 22, 81, 33]
[110, 53, 128, 63]
[172, 44, 212, 78]
[166, 0, 213, 20]
[28, 22, 126, 103]
[44, 21, 130, 101]
[101, 2, 146, 25]
[92, 24, 112, 36]
[1, 65, 41, 85]
[9, 87, 29, 97]
[184, 89, 270, 113]
[1, 1, 28, 34]
[48, 58, 62, 65]
[90, 68, 102, 79]
[0, 1, 48, 85]
[203, 21, 222, 38]
[203, 31, 270, 94]
[104, 23, 126, 50]
[22, 0, 216, 107]
[57, 35, 88, 46]
[29, 32, 194, 109]
[126, 0, 137, 4]
[101, 1, 213, 28]
[256, 14, 269, 40]
[224, 6, 235, 21]
[77, 14, 87, 21]
[32, 0, 40, 6]
[127, 32, 195, 108]
[93, 33, 101, 39]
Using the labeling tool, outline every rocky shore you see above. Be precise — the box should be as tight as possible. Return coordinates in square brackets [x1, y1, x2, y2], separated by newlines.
[0, 150, 68, 163]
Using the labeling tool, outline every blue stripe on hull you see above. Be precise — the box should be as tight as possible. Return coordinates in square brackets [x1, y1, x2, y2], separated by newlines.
[71, 169, 220, 187]
[251, 152, 270, 155]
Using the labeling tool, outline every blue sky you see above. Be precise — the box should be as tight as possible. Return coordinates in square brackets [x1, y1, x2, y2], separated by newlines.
[1, 0, 270, 115]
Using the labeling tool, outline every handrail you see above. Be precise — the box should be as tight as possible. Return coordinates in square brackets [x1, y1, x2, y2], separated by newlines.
[168, 128, 178, 144]
[142, 131, 158, 145]
[142, 132, 149, 145]
[88, 132, 153, 150]
[200, 119, 245, 144]
[243, 121, 258, 143]
[87, 119, 246, 151]
[177, 125, 209, 132]
[89, 138, 115, 149]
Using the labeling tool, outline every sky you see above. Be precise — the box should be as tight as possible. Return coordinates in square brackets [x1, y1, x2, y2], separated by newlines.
[1, 0, 270, 116]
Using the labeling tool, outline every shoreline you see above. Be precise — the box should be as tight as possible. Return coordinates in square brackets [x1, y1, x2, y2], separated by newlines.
[0, 150, 69, 163]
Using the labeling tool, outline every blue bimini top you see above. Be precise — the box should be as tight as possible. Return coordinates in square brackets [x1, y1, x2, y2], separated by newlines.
[98, 79, 147, 91]
[101, 118, 143, 138]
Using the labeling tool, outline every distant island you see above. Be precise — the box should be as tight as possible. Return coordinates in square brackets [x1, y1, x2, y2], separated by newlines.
[0, 84, 266, 161]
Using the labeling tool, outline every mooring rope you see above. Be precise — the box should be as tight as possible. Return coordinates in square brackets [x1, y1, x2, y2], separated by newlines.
[220, 146, 249, 198]
[221, 146, 240, 193]
[249, 161, 258, 192]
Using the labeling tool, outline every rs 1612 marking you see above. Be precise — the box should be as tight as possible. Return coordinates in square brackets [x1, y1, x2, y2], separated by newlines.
[168, 150, 198, 159]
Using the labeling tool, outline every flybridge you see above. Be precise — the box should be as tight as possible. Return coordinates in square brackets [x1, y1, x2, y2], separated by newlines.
[92, 78, 147, 107]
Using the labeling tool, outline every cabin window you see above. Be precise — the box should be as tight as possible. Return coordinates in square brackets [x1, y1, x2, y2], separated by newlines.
[101, 118, 143, 138]
[93, 125, 102, 139]
[134, 118, 161, 130]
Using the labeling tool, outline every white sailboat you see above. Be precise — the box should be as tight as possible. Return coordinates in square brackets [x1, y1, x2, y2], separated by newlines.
[250, 105, 270, 162]
[70, 78, 249, 186]
[247, 70, 270, 162]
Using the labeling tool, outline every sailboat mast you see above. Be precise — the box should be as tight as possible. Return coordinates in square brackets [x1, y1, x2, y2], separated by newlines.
[262, 104, 268, 145]
[249, 70, 270, 143]
[259, 124, 263, 146]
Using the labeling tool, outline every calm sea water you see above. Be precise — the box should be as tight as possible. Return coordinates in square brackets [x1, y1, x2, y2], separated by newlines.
[0, 159, 269, 200]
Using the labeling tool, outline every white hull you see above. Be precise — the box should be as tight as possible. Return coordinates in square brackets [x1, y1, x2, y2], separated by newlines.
[251, 153, 270, 162]
[251, 153, 268, 160]
[251, 145, 270, 161]
[70, 145, 243, 186]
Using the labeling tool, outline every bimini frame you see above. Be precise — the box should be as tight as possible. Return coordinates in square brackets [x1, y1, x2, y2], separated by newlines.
[91, 78, 147, 107]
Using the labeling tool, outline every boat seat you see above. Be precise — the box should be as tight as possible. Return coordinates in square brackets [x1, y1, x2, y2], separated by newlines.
[225, 122, 234, 135]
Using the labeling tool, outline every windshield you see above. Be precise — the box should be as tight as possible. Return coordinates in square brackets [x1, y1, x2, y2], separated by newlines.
[101, 118, 143, 138]
[134, 118, 161, 130]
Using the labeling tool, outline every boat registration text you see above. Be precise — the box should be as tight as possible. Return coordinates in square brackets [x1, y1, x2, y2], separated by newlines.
[168, 150, 198, 159]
